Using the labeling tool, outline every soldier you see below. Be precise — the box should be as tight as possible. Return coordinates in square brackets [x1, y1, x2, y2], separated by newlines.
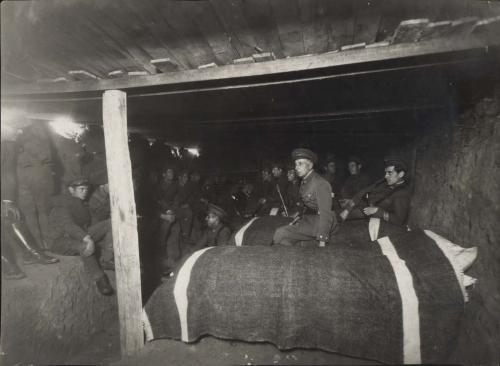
[191, 204, 232, 251]
[268, 162, 289, 213]
[340, 156, 371, 201]
[285, 166, 300, 216]
[273, 148, 337, 247]
[339, 157, 411, 226]
[48, 177, 113, 295]
[16, 122, 56, 250]
[2, 119, 58, 280]
[322, 153, 340, 198]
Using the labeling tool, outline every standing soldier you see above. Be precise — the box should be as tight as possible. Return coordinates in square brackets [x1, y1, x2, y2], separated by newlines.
[16, 122, 56, 250]
[273, 148, 337, 247]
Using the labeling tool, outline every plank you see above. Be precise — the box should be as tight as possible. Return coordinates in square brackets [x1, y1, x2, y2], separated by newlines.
[102, 90, 143, 357]
[188, 1, 239, 65]
[157, 1, 217, 67]
[241, 0, 285, 58]
[323, 0, 356, 50]
[83, 1, 157, 74]
[67, 70, 100, 81]
[391, 18, 429, 44]
[352, 0, 385, 45]
[418, 21, 453, 42]
[298, 0, 330, 54]
[270, 0, 305, 57]
[150, 58, 179, 73]
[233, 57, 255, 65]
[252, 52, 276, 62]
[209, 0, 258, 58]
[4, 36, 496, 96]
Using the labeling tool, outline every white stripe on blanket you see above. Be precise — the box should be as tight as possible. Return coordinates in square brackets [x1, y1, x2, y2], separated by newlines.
[424, 230, 468, 302]
[368, 218, 381, 241]
[142, 309, 154, 342]
[234, 217, 258, 246]
[377, 236, 421, 364]
[174, 247, 215, 342]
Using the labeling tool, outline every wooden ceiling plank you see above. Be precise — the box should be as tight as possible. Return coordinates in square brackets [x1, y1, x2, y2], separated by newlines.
[270, 0, 305, 57]
[120, 0, 188, 70]
[156, 1, 217, 67]
[150, 59, 179, 73]
[324, 0, 357, 50]
[83, 2, 157, 74]
[209, 0, 258, 58]
[189, 1, 239, 66]
[299, 0, 329, 54]
[241, 0, 285, 58]
[391, 19, 430, 44]
[352, 0, 385, 45]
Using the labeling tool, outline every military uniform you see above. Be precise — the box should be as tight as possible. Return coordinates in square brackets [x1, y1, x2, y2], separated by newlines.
[366, 181, 411, 226]
[340, 172, 372, 199]
[273, 149, 337, 245]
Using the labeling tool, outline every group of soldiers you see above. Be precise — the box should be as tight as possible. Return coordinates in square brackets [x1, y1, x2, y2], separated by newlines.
[1, 117, 412, 297]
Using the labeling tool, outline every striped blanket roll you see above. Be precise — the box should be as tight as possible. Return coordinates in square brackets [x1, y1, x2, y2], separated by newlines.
[144, 229, 467, 364]
[231, 215, 407, 246]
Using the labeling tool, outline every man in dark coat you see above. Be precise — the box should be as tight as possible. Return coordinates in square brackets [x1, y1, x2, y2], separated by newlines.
[2, 120, 58, 280]
[339, 157, 412, 226]
[192, 204, 232, 251]
[48, 177, 113, 295]
[273, 148, 337, 247]
[340, 156, 372, 201]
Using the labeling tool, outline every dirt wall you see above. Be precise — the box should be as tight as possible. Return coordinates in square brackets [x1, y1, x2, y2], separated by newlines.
[409, 88, 500, 365]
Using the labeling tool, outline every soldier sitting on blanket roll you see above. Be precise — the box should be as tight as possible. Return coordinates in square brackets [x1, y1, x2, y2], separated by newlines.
[339, 157, 411, 226]
[273, 148, 338, 247]
[189, 203, 231, 252]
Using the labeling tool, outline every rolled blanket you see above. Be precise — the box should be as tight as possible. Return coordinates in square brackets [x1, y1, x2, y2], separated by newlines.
[144, 229, 472, 364]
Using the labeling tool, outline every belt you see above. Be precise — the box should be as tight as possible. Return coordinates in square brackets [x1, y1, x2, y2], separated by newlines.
[303, 207, 318, 215]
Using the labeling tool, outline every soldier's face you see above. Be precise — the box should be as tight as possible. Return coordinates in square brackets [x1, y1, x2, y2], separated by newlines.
[272, 167, 282, 178]
[69, 185, 89, 200]
[287, 169, 296, 181]
[348, 162, 361, 175]
[206, 212, 220, 228]
[385, 166, 404, 186]
[262, 170, 271, 181]
[295, 159, 313, 177]
[163, 169, 174, 181]
[326, 162, 336, 174]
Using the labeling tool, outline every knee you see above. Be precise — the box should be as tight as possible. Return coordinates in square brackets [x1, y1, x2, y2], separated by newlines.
[273, 227, 289, 245]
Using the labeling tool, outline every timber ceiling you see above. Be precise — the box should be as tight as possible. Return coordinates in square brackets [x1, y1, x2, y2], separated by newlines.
[2, 0, 499, 84]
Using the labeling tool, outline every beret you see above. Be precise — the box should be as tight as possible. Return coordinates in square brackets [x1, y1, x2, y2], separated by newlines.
[207, 203, 228, 220]
[384, 156, 408, 172]
[291, 148, 318, 164]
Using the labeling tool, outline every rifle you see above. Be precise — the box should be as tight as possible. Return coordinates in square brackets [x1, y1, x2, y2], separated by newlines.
[276, 183, 289, 217]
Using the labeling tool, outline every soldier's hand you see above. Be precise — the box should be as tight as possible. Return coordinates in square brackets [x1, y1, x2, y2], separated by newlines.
[319, 241, 326, 247]
[363, 206, 379, 216]
[1, 201, 21, 221]
[339, 210, 349, 221]
[258, 198, 266, 204]
[81, 235, 95, 257]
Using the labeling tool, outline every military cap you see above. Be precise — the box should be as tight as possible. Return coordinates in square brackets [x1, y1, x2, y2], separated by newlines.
[384, 156, 408, 172]
[347, 156, 363, 165]
[207, 203, 228, 220]
[67, 176, 90, 187]
[291, 148, 318, 164]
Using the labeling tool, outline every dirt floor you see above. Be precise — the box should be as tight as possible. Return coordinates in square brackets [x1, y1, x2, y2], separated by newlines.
[117, 336, 380, 366]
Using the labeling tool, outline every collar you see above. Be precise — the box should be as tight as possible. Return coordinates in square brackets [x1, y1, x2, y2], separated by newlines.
[302, 169, 314, 182]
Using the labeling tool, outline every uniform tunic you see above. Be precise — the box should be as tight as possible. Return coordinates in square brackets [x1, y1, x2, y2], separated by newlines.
[273, 170, 336, 245]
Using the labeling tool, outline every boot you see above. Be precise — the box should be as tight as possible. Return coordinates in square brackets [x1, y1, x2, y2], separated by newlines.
[10, 222, 59, 265]
[95, 274, 113, 296]
[2, 256, 26, 280]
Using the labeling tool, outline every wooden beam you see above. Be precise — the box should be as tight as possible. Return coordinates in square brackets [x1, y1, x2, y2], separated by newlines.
[2, 36, 497, 96]
[102, 90, 143, 357]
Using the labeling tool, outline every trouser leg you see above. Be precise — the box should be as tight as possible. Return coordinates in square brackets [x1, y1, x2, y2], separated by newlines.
[1, 221, 24, 276]
[88, 219, 114, 264]
[18, 185, 45, 248]
[165, 222, 181, 270]
[51, 237, 105, 280]
[272, 215, 318, 245]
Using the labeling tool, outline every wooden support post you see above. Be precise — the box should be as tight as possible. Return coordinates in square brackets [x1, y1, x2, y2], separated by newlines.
[102, 90, 143, 356]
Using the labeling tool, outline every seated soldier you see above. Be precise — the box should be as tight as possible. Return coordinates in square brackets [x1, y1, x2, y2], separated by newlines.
[48, 177, 113, 295]
[285, 166, 300, 216]
[192, 203, 232, 251]
[339, 157, 411, 226]
[339, 156, 371, 204]
[268, 162, 289, 214]
[273, 148, 337, 247]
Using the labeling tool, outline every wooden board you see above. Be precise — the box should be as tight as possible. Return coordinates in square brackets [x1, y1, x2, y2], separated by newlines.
[102, 90, 143, 357]
[241, 0, 285, 58]
[298, 0, 330, 54]
[270, 0, 305, 57]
